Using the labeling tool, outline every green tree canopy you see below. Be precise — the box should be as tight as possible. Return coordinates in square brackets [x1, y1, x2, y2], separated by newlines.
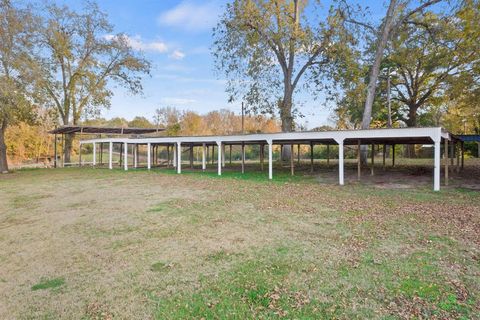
[0, 0, 37, 172]
[35, 1, 151, 163]
[213, 0, 351, 132]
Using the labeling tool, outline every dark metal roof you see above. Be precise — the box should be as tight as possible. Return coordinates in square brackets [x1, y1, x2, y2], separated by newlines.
[456, 134, 480, 142]
[49, 126, 164, 135]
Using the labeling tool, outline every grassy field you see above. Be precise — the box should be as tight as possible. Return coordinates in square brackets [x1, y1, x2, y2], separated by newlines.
[0, 166, 479, 319]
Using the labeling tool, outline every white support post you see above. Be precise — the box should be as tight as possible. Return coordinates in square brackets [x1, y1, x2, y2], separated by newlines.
[202, 143, 206, 172]
[217, 142, 222, 175]
[337, 139, 344, 186]
[124, 142, 128, 171]
[134, 145, 137, 168]
[147, 143, 151, 170]
[177, 142, 181, 174]
[268, 140, 273, 180]
[434, 140, 441, 191]
[92, 143, 96, 166]
[108, 142, 113, 169]
[173, 144, 176, 168]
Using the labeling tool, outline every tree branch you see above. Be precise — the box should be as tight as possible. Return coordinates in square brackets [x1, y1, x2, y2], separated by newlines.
[396, 0, 442, 29]
[292, 45, 327, 89]
[243, 21, 288, 76]
[343, 17, 376, 33]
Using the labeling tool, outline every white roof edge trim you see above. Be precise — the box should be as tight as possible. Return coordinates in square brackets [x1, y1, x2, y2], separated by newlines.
[80, 127, 446, 145]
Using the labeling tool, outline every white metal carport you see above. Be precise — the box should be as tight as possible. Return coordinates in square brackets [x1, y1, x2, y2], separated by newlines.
[80, 127, 456, 191]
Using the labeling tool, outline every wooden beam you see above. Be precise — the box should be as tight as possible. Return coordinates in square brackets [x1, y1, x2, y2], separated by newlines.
[392, 144, 395, 167]
[211, 145, 215, 165]
[260, 144, 264, 171]
[357, 140, 361, 180]
[371, 144, 374, 176]
[326, 144, 330, 167]
[445, 139, 449, 186]
[152, 145, 155, 167]
[382, 144, 386, 170]
[79, 143, 82, 167]
[190, 144, 194, 169]
[290, 144, 294, 176]
[310, 142, 314, 173]
[167, 145, 170, 168]
[297, 144, 300, 164]
[456, 142, 460, 173]
[450, 142, 454, 166]
[241, 143, 245, 174]
[54, 133, 57, 168]
[100, 142, 103, 165]
[119, 143, 123, 167]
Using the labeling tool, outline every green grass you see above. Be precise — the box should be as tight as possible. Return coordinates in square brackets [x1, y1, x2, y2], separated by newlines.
[154, 243, 476, 319]
[159, 166, 314, 184]
[151, 262, 170, 272]
[31, 278, 65, 291]
[154, 248, 326, 319]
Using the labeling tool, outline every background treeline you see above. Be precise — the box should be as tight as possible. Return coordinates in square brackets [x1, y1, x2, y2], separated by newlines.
[5, 107, 280, 165]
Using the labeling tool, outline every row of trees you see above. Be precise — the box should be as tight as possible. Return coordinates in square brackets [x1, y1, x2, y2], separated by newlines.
[0, 0, 150, 172]
[213, 0, 479, 160]
[84, 108, 280, 135]
[5, 107, 280, 164]
[333, 1, 480, 131]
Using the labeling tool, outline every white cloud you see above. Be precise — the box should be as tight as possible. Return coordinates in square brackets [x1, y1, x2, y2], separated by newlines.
[169, 50, 186, 60]
[157, 1, 221, 32]
[105, 34, 168, 53]
[123, 35, 168, 53]
[160, 97, 196, 105]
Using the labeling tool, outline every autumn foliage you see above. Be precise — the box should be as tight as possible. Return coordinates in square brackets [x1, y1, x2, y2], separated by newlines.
[5, 107, 280, 165]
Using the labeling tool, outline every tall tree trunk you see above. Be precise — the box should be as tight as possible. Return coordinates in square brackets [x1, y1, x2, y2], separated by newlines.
[361, 0, 397, 129]
[406, 105, 418, 128]
[280, 87, 294, 132]
[63, 133, 73, 165]
[405, 105, 418, 157]
[280, 88, 294, 161]
[360, 0, 397, 165]
[0, 120, 9, 173]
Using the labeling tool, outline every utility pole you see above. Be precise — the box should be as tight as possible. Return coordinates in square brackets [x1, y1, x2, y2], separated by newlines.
[241, 102, 245, 134]
[241, 102, 245, 172]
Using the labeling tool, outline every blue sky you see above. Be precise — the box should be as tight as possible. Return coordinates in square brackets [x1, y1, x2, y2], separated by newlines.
[61, 0, 387, 129]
